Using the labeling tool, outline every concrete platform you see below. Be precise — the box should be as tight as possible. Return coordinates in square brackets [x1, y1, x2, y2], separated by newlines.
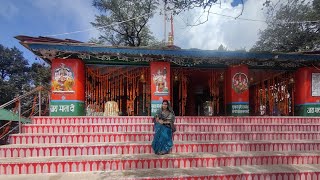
[1, 164, 320, 180]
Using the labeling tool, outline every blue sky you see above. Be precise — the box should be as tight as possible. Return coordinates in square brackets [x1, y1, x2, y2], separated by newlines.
[231, 0, 246, 7]
[0, 0, 264, 65]
[0, 0, 98, 64]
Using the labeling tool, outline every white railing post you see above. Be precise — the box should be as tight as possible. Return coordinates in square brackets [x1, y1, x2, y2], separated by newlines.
[18, 101, 21, 133]
[39, 89, 41, 116]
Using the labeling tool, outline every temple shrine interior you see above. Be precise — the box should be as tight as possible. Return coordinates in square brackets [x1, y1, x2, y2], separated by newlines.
[85, 65, 295, 116]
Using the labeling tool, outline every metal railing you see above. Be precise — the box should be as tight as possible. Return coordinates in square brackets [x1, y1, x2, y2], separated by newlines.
[0, 122, 18, 143]
[0, 86, 49, 143]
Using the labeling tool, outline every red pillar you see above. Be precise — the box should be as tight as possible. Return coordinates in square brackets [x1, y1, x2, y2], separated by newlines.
[50, 58, 85, 116]
[225, 65, 249, 116]
[150, 62, 171, 116]
[295, 67, 320, 116]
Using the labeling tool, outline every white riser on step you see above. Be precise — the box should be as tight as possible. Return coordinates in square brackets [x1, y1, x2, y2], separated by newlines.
[22, 124, 320, 133]
[32, 116, 320, 125]
[9, 132, 320, 144]
[2, 142, 320, 158]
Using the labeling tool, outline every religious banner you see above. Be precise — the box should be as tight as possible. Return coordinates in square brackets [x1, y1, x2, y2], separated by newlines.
[150, 62, 171, 116]
[226, 65, 249, 116]
[50, 58, 85, 116]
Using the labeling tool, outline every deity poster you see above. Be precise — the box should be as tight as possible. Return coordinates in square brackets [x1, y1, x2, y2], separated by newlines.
[150, 62, 171, 116]
[52, 63, 75, 93]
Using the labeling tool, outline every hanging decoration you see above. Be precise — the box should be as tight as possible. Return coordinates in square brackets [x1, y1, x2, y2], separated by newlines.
[252, 72, 294, 116]
[85, 66, 149, 116]
[171, 69, 188, 116]
[178, 71, 188, 116]
[208, 71, 217, 115]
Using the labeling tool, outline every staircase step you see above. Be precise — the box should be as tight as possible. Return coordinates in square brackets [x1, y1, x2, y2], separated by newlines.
[32, 116, 152, 125]
[32, 116, 320, 125]
[4, 116, 320, 178]
[22, 123, 320, 133]
[1, 164, 320, 179]
[1, 140, 320, 158]
[1, 151, 320, 174]
[9, 132, 320, 144]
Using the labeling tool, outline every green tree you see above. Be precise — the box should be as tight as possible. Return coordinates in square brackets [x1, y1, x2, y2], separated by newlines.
[91, 0, 158, 46]
[29, 62, 51, 116]
[252, 0, 320, 52]
[29, 63, 51, 88]
[0, 45, 30, 106]
[164, 0, 219, 14]
[0, 44, 51, 109]
[308, 0, 320, 50]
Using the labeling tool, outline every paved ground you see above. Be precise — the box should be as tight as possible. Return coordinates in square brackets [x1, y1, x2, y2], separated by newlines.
[1, 164, 320, 180]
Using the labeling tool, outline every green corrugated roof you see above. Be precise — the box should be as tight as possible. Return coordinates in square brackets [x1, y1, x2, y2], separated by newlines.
[0, 109, 31, 123]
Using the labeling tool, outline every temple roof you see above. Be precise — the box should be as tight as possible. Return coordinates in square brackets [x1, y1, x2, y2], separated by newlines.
[15, 35, 320, 69]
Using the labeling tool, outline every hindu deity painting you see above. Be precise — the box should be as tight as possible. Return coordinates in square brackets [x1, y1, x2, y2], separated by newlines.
[52, 63, 75, 93]
[232, 72, 248, 94]
[152, 67, 169, 96]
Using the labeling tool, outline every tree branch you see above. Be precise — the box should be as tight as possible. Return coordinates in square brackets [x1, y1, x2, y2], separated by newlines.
[187, 6, 211, 27]
[235, 0, 244, 19]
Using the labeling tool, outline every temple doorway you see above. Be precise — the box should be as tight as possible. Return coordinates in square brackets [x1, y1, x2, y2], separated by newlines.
[85, 65, 151, 116]
[171, 68, 225, 116]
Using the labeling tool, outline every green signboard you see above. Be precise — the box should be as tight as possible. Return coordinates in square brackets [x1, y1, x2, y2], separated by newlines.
[295, 104, 320, 116]
[151, 100, 162, 116]
[227, 103, 249, 116]
[50, 100, 85, 116]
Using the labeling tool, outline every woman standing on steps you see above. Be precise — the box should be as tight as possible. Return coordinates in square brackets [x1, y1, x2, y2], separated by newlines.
[152, 100, 176, 155]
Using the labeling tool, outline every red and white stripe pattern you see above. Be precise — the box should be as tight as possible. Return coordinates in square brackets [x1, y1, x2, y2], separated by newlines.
[2, 116, 320, 177]
[32, 116, 320, 125]
[9, 132, 320, 145]
[2, 142, 320, 158]
[21, 124, 320, 134]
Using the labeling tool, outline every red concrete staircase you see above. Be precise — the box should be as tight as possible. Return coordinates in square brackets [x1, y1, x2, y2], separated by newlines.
[1, 116, 320, 180]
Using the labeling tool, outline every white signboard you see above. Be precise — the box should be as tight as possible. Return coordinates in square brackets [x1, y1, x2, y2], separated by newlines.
[312, 73, 320, 96]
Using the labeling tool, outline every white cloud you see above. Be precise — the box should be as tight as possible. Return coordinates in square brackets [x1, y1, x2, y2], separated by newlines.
[3, 0, 268, 49]
[28, 0, 99, 41]
[150, 0, 268, 51]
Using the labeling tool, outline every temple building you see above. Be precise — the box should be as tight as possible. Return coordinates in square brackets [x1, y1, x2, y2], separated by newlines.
[15, 35, 320, 117]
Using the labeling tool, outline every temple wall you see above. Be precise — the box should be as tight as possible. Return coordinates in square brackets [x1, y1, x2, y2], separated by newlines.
[46, 59, 320, 117]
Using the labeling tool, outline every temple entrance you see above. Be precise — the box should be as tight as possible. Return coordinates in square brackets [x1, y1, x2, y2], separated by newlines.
[85, 65, 295, 117]
[85, 65, 151, 116]
[171, 68, 225, 116]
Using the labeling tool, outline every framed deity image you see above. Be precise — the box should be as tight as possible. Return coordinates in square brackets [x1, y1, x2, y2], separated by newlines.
[311, 73, 320, 96]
